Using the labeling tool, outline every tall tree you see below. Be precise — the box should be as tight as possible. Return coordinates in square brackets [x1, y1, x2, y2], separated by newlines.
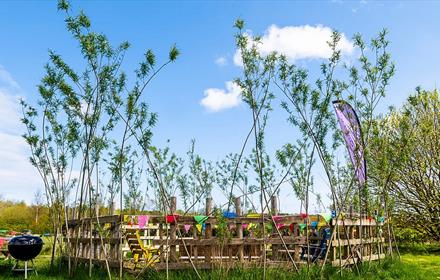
[369, 89, 440, 241]
[21, 1, 178, 277]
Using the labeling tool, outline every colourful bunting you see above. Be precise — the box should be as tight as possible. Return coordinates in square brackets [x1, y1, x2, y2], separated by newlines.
[223, 211, 237, 218]
[194, 215, 208, 224]
[196, 224, 202, 233]
[166, 214, 179, 224]
[246, 213, 261, 218]
[319, 213, 332, 223]
[184, 224, 191, 233]
[138, 215, 149, 229]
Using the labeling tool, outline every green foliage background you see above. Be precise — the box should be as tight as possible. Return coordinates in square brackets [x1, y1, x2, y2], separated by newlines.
[0, 199, 51, 234]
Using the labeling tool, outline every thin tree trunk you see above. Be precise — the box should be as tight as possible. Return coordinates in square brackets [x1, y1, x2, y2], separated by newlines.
[50, 227, 58, 271]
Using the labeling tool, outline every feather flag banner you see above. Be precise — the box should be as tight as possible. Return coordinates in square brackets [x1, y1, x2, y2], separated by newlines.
[333, 100, 366, 186]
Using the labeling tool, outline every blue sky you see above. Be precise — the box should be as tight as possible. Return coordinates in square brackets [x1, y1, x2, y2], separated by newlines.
[1, 0, 439, 210]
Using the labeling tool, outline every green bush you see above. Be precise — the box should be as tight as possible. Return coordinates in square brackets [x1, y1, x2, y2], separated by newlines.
[394, 227, 427, 244]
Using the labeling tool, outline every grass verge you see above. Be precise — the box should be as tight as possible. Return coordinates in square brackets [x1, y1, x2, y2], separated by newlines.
[0, 250, 437, 279]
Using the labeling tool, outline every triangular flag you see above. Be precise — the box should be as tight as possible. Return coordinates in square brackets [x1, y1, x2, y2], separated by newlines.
[138, 215, 149, 229]
[194, 215, 208, 224]
[184, 224, 191, 233]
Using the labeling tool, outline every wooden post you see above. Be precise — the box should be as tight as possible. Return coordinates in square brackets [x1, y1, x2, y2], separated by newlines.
[235, 197, 244, 262]
[192, 223, 198, 262]
[270, 195, 278, 215]
[293, 223, 300, 262]
[110, 202, 115, 215]
[205, 197, 212, 215]
[170, 196, 177, 262]
[82, 224, 88, 259]
[159, 223, 165, 262]
[270, 195, 279, 260]
[93, 230, 99, 260]
[205, 197, 212, 263]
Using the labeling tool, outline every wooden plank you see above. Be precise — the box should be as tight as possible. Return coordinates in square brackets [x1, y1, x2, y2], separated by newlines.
[67, 215, 121, 227]
[63, 237, 120, 244]
[67, 214, 305, 228]
[151, 236, 305, 246]
[331, 218, 383, 226]
[331, 238, 384, 247]
[331, 253, 385, 267]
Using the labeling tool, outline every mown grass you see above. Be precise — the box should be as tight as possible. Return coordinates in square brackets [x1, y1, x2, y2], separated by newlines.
[400, 243, 440, 279]
[1, 243, 439, 279]
[140, 257, 437, 280]
[0, 256, 436, 280]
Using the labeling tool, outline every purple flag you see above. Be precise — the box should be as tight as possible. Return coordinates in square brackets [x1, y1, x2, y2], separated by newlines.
[333, 100, 366, 186]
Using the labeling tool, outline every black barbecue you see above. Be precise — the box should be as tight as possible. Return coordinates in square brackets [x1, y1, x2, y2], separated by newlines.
[8, 234, 43, 261]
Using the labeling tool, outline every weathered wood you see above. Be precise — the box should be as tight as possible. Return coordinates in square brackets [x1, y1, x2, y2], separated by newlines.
[64, 210, 386, 271]
[271, 196, 278, 215]
[67, 215, 121, 227]
[159, 223, 165, 262]
[63, 237, 120, 244]
[331, 253, 385, 267]
[170, 196, 177, 262]
[332, 218, 381, 226]
[205, 197, 213, 263]
[331, 237, 385, 247]
[67, 214, 302, 226]
[235, 197, 244, 262]
[192, 224, 198, 262]
[151, 236, 305, 246]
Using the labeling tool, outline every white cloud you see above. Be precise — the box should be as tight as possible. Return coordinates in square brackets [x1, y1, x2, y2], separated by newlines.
[215, 56, 228, 66]
[0, 65, 20, 89]
[233, 50, 243, 67]
[0, 66, 41, 204]
[0, 88, 22, 135]
[200, 81, 242, 112]
[233, 24, 354, 66]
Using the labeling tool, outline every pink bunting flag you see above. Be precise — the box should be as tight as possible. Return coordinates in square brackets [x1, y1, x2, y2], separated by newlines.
[273, 216, 283, 223]
[276, 223, 284, 229]
[138, 215, 149, 229]
[242, 224, 248, 229]
[184, 224, 191, 233]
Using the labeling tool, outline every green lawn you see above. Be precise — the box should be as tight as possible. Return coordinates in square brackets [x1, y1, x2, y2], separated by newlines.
[0, 252, 438, 279]
[401, 253, 440, 279]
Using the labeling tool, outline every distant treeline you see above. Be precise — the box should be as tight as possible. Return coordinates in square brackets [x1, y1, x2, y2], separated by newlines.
[0, 198, 52, 234]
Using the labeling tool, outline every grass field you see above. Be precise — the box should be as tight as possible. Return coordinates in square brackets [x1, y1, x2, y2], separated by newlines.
[400, 243, 440, 280]
[0, 245, 438, 279]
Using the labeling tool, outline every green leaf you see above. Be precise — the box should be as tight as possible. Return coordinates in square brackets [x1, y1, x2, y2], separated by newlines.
[169, 45, 180, 62]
